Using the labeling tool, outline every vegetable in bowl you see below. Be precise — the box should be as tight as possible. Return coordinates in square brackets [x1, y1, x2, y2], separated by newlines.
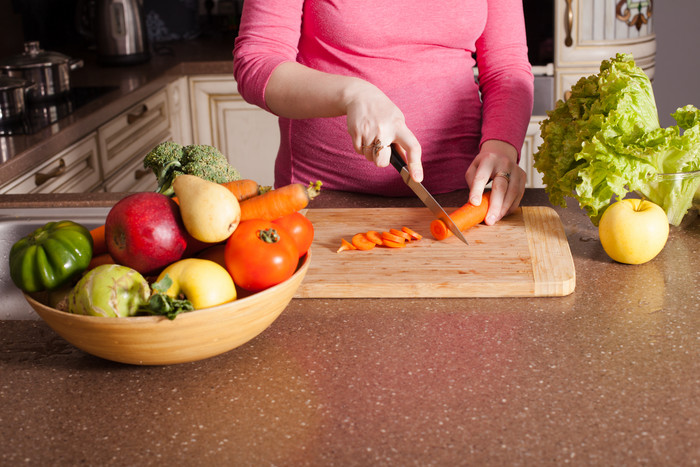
[534, 53, 700, 226]
[143, 141, 242, 197]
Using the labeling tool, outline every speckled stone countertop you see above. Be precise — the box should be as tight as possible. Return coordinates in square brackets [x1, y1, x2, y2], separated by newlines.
[1, 189, 698, 466]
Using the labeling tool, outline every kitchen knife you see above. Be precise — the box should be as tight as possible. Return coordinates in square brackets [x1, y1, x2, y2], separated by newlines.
[389, 145, 469, 245]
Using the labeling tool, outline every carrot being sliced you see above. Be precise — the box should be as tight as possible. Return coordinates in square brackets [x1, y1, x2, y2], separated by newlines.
[365, 230, 384, 246]
[352, 233, 376, 251]
[430, 191, 490, 240]
[401, 226, 423, 241]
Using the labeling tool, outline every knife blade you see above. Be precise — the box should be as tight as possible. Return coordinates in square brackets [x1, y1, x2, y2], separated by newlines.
[389, 145, 469, 245]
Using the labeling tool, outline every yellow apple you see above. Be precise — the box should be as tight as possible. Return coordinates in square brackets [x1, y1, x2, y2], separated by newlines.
[598, 199, 669, 264]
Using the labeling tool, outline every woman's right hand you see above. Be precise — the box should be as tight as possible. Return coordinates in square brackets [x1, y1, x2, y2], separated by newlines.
[344, 80, 423, 182]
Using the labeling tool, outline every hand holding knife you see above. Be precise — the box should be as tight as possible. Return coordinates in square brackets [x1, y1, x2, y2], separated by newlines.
[389, 145, 469, 245]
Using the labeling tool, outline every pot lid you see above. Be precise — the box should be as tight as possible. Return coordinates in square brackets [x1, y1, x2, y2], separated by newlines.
[0, 41, 72, 70]
[0, 75, 34, 91]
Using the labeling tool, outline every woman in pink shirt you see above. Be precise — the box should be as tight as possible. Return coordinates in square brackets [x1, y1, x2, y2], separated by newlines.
[233, 0, 533, 224]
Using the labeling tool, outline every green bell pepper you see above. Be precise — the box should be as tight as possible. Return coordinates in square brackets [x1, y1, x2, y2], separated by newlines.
[10, 220, 93, 293]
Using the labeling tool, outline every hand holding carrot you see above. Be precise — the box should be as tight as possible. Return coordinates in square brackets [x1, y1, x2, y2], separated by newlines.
[430, 191, 490, 240]
[465, 140, 525, 225]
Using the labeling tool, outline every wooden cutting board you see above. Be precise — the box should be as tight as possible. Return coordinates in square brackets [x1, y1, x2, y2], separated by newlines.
[294, 207, 575, 298]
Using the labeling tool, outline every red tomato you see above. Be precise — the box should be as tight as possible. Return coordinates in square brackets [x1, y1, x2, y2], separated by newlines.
[224, 219, 299, 292]
[272, 212, 314, 257]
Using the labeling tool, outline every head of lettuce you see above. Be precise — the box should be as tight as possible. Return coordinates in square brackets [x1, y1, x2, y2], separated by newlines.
[534, 53, 700, 226]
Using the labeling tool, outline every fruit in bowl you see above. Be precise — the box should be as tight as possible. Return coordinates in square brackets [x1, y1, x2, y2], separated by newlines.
[23, 252, 311, 365]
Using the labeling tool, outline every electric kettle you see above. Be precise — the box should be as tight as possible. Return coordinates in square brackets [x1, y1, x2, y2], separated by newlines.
[78, 0, 150, 66]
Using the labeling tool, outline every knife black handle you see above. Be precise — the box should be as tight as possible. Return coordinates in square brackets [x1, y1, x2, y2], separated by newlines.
[389, 144, 407, 173]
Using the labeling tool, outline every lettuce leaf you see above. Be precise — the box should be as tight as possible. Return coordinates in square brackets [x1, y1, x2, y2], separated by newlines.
[534, 53, 700, 226]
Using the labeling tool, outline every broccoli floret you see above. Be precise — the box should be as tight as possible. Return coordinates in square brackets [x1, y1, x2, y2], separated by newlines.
[143, 142, 186, 196]
[180, 145, 241, 184]
[143, 142, 241, 196]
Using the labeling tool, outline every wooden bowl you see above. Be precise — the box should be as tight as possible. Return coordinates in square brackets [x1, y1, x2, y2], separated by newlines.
[23, 252, 311, 365]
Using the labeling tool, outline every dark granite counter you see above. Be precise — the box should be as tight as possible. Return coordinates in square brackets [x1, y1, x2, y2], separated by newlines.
[1, 189, 698, 465]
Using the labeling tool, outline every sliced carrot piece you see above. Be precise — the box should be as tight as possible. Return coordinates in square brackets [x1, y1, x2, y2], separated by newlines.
[352, 233, 376, 251]
[381, 231, 405, 244]
[365, 230, 384, 246]
[383, 239, 406, 248]
[389, 228, 411, 242]
[401, 226, 423, 241]
[337, 238, 356, 253]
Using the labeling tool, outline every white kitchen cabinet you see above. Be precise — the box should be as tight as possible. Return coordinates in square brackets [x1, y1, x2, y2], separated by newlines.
[97, 88, 172, 180]
[0, 133, 101, 194]
[102, 147, 159, 193]
[520, 117, 546, 188]
[168, 76, 194, 145]
[189, 75, 279, 187]
[554, 0, 655, 100]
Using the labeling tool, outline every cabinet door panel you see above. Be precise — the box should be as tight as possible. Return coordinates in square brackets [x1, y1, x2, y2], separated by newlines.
[555, 0, 656, 100]
[521, 117, 545, 189]
[98, 89, 171, 178]
[190, 75, 279, 186]
[216, 98, 279, 187]
[103, 152, 159, 193]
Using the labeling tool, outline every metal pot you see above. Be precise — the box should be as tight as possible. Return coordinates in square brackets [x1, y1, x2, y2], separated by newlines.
[0, 42, 83, 101]
[0, 75, 36, 123]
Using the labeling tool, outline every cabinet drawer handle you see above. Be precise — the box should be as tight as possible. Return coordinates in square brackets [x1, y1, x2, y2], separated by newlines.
[35, 158, 67, 186]
[564, 0, 574, 47]
[134, 168, 151, 180]
[127, 104, 148, 124]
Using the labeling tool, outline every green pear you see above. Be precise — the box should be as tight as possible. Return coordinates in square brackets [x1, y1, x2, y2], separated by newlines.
[173, 174, 241, 243]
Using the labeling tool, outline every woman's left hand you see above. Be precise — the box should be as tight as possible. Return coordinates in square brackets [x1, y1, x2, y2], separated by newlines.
[465, 140, 526, 226]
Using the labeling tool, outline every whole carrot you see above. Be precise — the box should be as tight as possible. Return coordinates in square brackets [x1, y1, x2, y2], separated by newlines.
[430, 191, 490, 240]
[240, 181, 322, 221]
[90, 224, 108, 256]
[220, 179, 266, 202]
[86, 252, 115, 271]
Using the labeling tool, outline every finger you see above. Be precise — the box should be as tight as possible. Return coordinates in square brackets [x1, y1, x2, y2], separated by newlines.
[502, 170, 526, 216]
[375, 141, 391, 167]
[466, 160, 495, 206]
[361, 137, 378, 162]
[352, 134, 364, 155]
[484, 176, 509, 225]
[394, 131, 423, 182]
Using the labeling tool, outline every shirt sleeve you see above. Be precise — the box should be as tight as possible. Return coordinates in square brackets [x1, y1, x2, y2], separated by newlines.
[232, 0, 305, 112]
[475, 0, 535, 158]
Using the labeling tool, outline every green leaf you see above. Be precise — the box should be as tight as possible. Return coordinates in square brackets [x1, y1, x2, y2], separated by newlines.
[534, 53, 700, 226]
[137, 274, 194, 320]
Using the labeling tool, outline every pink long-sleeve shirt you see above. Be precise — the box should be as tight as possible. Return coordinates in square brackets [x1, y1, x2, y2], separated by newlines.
[233, 0, 534, 195]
